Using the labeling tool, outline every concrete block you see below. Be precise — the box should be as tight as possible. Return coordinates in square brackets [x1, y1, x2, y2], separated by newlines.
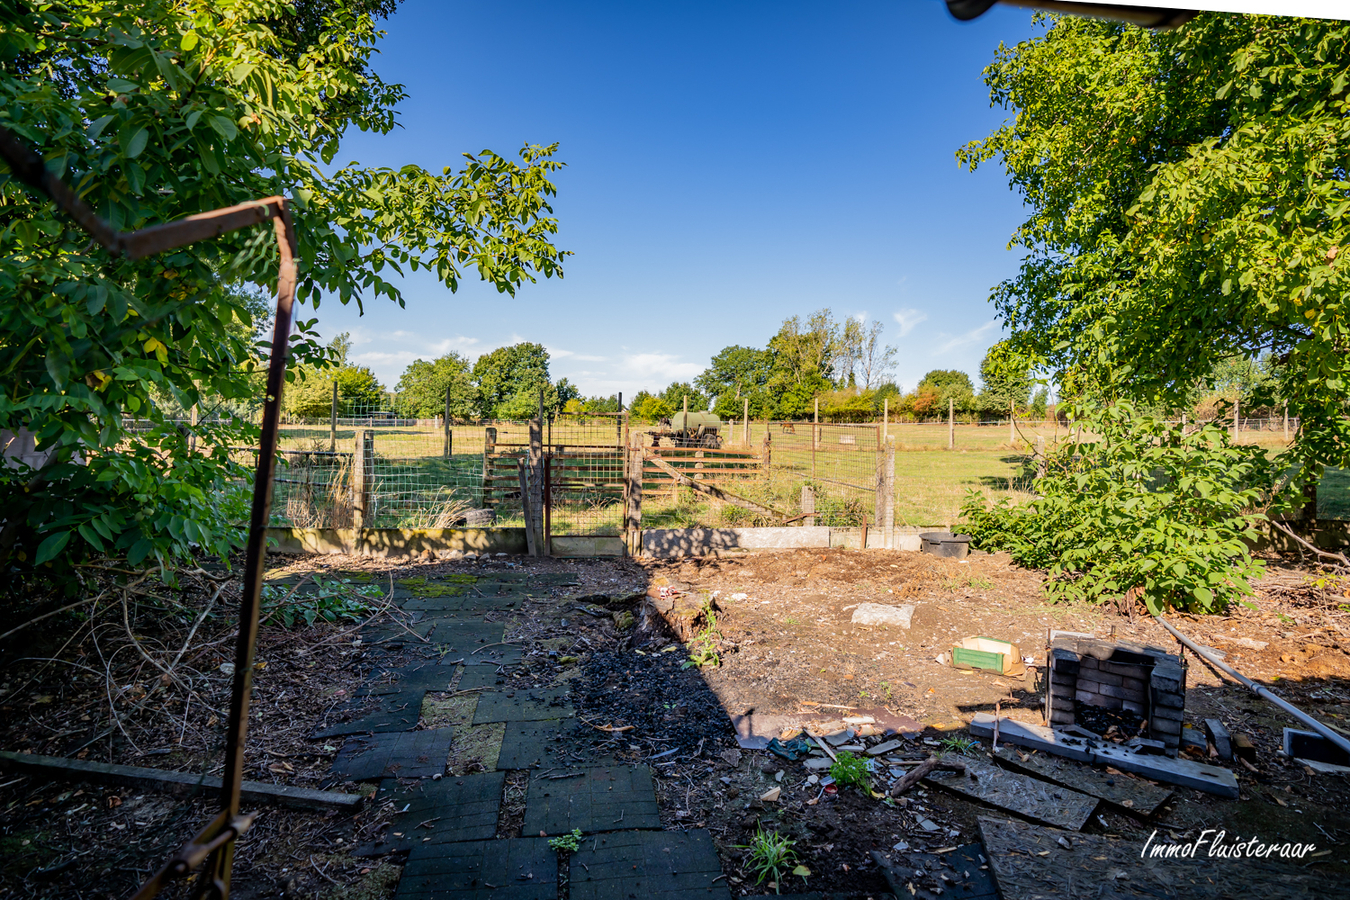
[1049, 648, 1080, 675]
[1204, 719, 1233, 762]
[642, 526, 831, 557]
[1150, 665, 1185, 693]
[1096, 683, 1147, 703]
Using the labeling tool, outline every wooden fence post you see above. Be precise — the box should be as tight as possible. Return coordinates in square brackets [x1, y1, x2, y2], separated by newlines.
[330, 381, 338, 452]
[948, 399, 955, 450]
[1283, 402, 1289, 442]
[517, 458, 537, 558]
[352, 429, 371, 530]
[801, 485, 815, 527]
[813, 398, 819, 480]
[443, 384, 452, 459]
[1036, 435, 1046, 479]
[883, 397, 888, 444]
[528, 391, 545, 556]
[624, 444, 643, 556]
[483, 426, 497, 507]
[885, 437, 895, 550]
[743, 398, 749, 447]
[762, 431, 772, 480]
[1009, 398, 1015, 445]
[189, 405, 198, 455]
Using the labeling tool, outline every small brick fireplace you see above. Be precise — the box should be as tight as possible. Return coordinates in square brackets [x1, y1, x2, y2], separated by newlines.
[1046, 635, 1186, 756]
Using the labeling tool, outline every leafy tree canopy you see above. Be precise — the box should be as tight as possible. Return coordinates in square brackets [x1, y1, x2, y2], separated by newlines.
[978, 339, 1032, 412]
[472, 342, 551, 419]
[916, 369, 975, 411]
[960, 12, 1350, 490]
[0, 0, 566, 577]
[394, 353, 475, 419]
[659, 381, 708, 413]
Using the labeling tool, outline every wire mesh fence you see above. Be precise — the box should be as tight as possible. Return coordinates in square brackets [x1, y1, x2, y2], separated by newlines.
[214, 410, 1313, 534]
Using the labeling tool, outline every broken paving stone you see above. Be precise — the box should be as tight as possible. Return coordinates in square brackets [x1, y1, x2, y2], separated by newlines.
[824, 728, 856, 746]
[760, 787, 781, 802]
[867, 739, 905, 757]
[851, 602, 916, 628]
[720, 748, 742, 767]
[804, 758, 833, 771]
[916, 816, 939, 832]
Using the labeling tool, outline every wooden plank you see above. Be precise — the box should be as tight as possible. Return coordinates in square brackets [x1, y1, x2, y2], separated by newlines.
[923, 758, 1097, 831]
[978, 816, 1338, 900]
[993, 746, 1172, 817]
[645, 455, 784, 519]
[0, 750, 362, 811]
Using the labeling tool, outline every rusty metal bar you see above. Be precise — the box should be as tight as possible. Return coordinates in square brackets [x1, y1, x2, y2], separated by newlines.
[0, 124, 299, 900]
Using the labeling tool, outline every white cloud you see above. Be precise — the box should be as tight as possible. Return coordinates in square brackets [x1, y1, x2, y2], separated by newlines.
[893, 309, 928, 337]
[935, 320, 999, 354]
[620, 352, 704, 386]
[547, 346, 607, 363]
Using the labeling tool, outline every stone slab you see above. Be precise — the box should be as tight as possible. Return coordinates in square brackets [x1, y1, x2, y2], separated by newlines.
[313, 691, 424, 738]
[521, 765, 661, 835]
[1204, 718, 1233, 762]
[569, 828, 729, 900]
[871, 843, 997, 900]
[474, 687, 573, 724]
[1090, 743, 1238, 799]
[973, 715, 1238, 799]
[969, 714, 1094, 763]
[495, 720, 612, 771]
[993, 747, 1172, 816]
[851, 603, 915, 628]
[924, 758, 1098, 831]
[979, 815, 1338, 900]
[396, 837, 555, 900]
[450, 643, 525, 668]
[330, 729, 452, 782]
[360, 772, 504, 854]
[457, 665, 504, 691]
[361, 665, 459, 696]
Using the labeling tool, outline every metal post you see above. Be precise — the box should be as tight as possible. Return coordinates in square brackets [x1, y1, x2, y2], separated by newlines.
[743, 397, 750, 447]
[948, 399, 954, 450]
[330, 381, 338, 452]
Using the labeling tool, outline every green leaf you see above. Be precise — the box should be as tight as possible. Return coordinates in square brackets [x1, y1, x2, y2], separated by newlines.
[125, 127, 149, 159]
[209, 115, 238, 141]
[87, 115, 116, 140]
[181, 31, 199, 52]
[106, 77, 139, 94]
[792, 865, 811, 877]
[35, 531, 71, 565]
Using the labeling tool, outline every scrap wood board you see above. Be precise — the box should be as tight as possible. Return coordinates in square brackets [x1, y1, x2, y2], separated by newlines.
[978, 816, 1339, 900]
[993, 746, 1173, 816]
[924, 758, 1098, 831]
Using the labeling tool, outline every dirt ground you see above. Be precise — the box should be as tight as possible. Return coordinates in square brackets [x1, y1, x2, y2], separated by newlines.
[3, 547, 1350, 898]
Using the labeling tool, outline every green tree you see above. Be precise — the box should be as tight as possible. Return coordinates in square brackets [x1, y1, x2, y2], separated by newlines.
[660, 382, 708, 413]
[0, 1, 566, 576]
[472, 342, 551, 419]
[960, 12, 1350, 496]
[395, 353, 476, 420]
[696, 345, 773, 417]
[634, 395, 674, 424]
[977, 339, 1032, 414]
[765, 311, 840, 419]
[917, 370, 975, 413]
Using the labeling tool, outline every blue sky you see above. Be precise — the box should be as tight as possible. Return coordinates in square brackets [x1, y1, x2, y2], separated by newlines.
[312, 0, 1041, 398]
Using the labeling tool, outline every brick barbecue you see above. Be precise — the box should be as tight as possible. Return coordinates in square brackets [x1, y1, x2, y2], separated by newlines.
[1046, 634, 1187, 756]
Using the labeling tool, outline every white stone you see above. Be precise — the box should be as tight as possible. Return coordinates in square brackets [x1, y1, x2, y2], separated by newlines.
[851, 603, 916, 628]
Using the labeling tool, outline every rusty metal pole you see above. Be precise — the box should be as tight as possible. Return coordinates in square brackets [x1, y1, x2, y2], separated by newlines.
[204, 208, 298, 896]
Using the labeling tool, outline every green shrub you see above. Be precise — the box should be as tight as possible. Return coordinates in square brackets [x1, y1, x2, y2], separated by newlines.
[261, 576, 381, 629]
[961, 400, 1272, 614]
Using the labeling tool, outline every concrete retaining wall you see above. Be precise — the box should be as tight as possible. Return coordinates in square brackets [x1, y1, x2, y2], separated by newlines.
[265, 525, 933, 559]
[265, 527, 527, 557]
